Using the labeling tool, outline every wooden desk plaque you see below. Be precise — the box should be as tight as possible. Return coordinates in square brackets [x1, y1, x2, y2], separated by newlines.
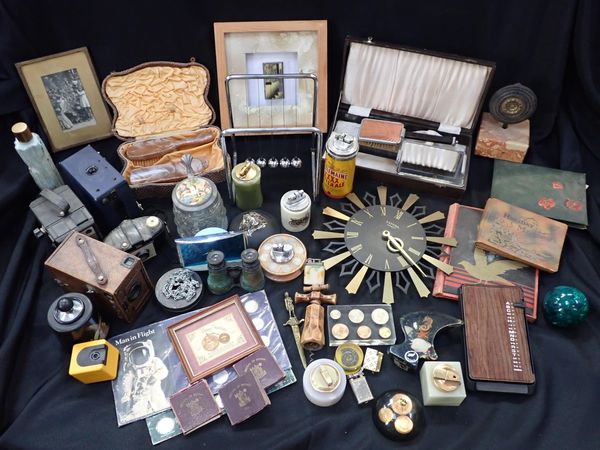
[460, 285, 535, 395]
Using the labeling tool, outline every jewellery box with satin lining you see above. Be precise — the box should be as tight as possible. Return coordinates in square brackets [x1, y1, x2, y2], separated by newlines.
[102, 60, 226, 199]
[332, 37, 495, 195]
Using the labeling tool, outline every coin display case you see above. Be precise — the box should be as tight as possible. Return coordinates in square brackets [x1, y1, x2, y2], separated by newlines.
[327, 304, 396, 346]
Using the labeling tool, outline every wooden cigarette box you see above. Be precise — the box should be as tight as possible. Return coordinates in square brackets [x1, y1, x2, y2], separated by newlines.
[45, 231, 152, 323]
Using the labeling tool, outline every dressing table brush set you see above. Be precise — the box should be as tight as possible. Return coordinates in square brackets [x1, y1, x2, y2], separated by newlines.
[13, 20, 591, 445]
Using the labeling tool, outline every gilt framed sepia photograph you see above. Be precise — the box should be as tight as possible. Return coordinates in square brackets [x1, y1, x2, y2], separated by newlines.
[167, 295, 263, 383]
[214, 20, 327, 131]
[16, 47, 112, 152]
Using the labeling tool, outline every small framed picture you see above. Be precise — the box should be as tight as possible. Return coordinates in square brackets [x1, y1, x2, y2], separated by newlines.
[15, 47, 112, 152]
[168, 295, 263, 382]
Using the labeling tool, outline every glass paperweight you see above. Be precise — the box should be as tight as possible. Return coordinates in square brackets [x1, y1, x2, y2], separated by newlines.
[543, 285, 589, 327]
[172, 154, 227, 237]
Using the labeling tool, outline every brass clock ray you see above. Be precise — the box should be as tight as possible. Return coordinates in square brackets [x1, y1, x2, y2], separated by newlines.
[313, 187, 453, 303]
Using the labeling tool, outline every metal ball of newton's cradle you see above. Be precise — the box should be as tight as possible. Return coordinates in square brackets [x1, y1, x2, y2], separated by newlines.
[291, 157, 302, 169]
[268, 158, 279, 169]
[256, 158, 267, 168]
[280, 157, 291, 168]
[489, 83, 537, 127]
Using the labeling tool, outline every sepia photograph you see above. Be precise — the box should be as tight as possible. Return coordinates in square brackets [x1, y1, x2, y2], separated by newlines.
[42, 68, 96, 131]
[263, 62, 285, 100]
[15, 47, 112, 151]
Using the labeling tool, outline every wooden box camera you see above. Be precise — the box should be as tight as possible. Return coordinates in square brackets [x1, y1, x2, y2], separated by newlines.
[45, 231, 152, 323]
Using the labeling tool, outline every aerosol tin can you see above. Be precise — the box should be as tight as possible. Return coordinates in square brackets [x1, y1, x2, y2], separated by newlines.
[322, 133, 359, 199]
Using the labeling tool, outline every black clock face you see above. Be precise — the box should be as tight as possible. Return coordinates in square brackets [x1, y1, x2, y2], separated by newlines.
[343, 205, 427, 272]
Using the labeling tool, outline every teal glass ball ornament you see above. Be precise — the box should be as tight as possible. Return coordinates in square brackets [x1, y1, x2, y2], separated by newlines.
[543, 286, 589, 327]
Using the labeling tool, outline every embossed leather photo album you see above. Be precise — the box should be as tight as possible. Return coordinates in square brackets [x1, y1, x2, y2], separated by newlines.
[475, 198, 568, 273]
[491, 160, 588, 229]
[460, 285, 535, 395]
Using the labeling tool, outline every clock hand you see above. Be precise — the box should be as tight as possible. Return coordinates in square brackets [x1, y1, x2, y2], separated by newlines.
[382, 230, 427, 277]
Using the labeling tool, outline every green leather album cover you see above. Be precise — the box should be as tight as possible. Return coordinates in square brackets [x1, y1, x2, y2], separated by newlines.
[491, 160, 588, 228]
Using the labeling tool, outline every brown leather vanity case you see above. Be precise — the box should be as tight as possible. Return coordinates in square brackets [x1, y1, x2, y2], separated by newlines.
[45, 232, 152, 323]
[332, 37, 496, 195]
[102, 60, 226, 199]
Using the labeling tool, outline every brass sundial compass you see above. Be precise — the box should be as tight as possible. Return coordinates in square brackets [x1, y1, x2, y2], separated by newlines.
[312, 186, 457, 304]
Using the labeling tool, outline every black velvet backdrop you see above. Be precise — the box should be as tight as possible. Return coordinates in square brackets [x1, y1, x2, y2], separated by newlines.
[1, 1, 600, 449]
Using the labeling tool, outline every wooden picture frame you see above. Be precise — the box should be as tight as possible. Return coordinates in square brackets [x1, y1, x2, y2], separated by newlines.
[15, 47, 112, 152]
[168, 295, 263, 383]
[214, 20, 327, 132]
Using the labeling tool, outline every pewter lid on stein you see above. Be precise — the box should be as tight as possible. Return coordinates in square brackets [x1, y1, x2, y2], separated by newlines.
[172, 154, 216, 208]
[283, 190, 311, 212]
[326, 132, 359, 160]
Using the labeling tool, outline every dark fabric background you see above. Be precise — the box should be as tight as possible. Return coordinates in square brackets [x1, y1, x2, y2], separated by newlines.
[1, 1, 600, 449]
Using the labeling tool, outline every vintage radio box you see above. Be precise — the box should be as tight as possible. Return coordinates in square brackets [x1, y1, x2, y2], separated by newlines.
[102, 61, 226, 199]
[45, 231, 152, 323]
[332, 37, 495, 195]
[59, 145, 140, 232]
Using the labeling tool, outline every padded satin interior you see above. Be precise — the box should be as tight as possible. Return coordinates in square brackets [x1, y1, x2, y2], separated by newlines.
[342, 43, 492, 129]
[104, 65, 213, 138]
[119, 127, 224, 185]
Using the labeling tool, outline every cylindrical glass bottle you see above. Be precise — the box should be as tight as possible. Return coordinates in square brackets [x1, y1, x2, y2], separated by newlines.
[240, 248, 265, 292]
[206, 250, 234, 295]
[12, 122, 63, 190]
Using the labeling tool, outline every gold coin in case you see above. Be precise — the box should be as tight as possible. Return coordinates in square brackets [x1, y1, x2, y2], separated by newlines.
[391, 393, 413, 415]
[371, 308, 390, 325]
[394, 416, 414, 434]
[331, 323, 350, 340]
[348, 309, 364, 324]
[378, 326, 392, 339]
[378, 406, 394, 425]
[357, 325, 372, 339]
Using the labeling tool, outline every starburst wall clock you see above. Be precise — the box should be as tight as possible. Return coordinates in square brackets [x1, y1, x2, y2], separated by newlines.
[312, 186, 458, 304]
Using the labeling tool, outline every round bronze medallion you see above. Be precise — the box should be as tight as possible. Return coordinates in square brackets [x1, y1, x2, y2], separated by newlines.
[218, 332, 230, 344]
[394, 416, 414, 435]
[391, 393, 413, 415]
[202, 334, 219, 351]
[357, 325, 372, 339]
[331, 323, 350, 340]
[378, 407, 394, 425]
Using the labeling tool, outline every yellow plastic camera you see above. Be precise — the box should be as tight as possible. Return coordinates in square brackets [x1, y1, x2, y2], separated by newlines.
[69, 339, 119, 384]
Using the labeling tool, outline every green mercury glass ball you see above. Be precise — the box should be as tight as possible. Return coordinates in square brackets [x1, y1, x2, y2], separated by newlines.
[543, 286, 589, 327]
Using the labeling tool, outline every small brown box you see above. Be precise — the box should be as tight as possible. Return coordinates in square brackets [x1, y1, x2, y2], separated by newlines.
[475, 112, 530, 163]
[45, 232, 152, 323]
